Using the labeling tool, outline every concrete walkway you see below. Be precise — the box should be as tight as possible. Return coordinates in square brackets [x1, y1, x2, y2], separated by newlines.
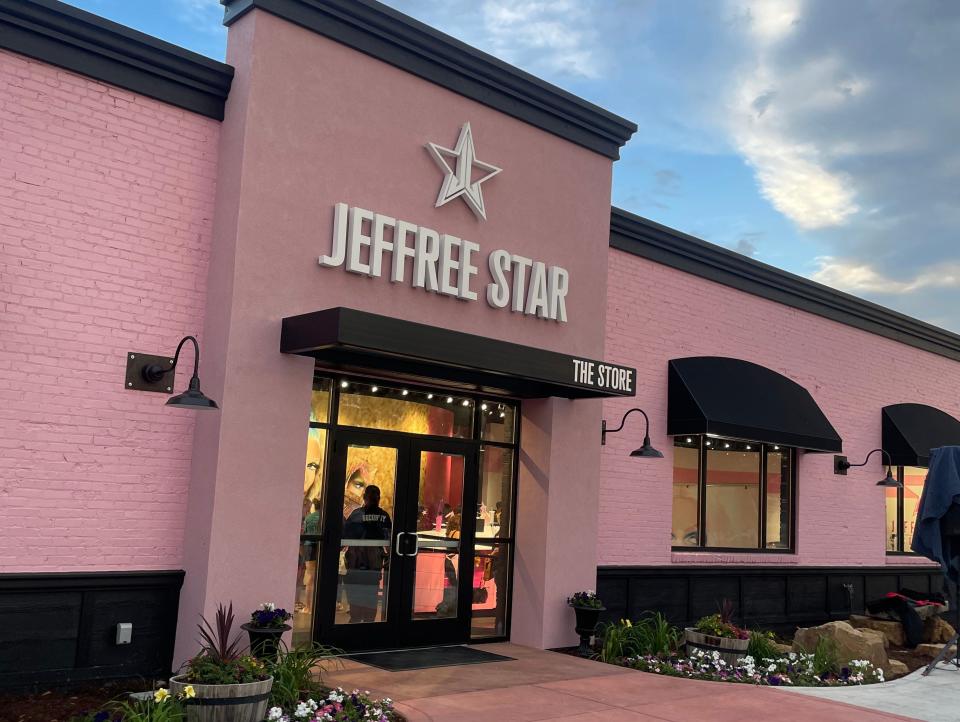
[779, 663, 960, 721]
[323, 643, 917, 721]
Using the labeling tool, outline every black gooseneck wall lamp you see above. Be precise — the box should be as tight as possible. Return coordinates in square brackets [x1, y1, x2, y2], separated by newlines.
[834, 448, 900, 487]
[601, 407, 663, 458]
[124, 335, 219, 410]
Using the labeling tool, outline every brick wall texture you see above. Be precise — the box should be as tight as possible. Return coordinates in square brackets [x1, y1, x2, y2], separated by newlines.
[600, 248, 953, 568]
[0, 51, 219, 571]
[1, 48, 950, 575]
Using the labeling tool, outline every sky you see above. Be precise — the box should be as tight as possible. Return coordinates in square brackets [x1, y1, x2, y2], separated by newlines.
[62, 0, 960, 331]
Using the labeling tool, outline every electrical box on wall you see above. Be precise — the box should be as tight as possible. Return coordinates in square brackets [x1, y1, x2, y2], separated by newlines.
[116, 622, 133, 645]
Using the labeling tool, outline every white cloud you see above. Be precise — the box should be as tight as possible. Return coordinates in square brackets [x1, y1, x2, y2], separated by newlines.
[479, 0, 602, 78]
[811, 257, 960, 295]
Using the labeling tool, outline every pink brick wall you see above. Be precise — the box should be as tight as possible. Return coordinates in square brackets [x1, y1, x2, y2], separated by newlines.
[0, 50, 219, 571]
[601, 249, 948, 569]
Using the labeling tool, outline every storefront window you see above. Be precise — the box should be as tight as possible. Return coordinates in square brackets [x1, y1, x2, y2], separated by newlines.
[671, 438, 699, 547]
[294, 425, 328, 646]
[310, 378, 332, 424]
[887, 466, 928, 553]
[672, 436, 794, 551]
[481, 401, 515, 444]
[471, 542, 510, 638]
[477, 446, 514, 539]
[337, 380, 473, 438]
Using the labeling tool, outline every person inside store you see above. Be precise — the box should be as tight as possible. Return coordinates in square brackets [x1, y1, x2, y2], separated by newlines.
[342, 485, 392, 623]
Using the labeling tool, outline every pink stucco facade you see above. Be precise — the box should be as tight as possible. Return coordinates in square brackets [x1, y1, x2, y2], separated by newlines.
[599, 249, 945, 569]
[0, 50, 220, 572]
[174, 8, 615, 659]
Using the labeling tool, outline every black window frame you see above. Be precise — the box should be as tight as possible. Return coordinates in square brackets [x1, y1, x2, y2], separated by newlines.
[671, 434, 797, 553]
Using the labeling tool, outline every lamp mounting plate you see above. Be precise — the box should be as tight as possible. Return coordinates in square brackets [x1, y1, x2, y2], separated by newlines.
[125, 352, 174, 394]
[833, 455, 849, 475]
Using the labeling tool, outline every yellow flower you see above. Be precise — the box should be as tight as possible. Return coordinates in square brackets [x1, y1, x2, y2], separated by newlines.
[154, 688, 171, 703]
[183, 685, 196, 699]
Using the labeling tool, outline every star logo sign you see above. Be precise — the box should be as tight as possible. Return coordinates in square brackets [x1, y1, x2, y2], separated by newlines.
[426, 122, 502, 220]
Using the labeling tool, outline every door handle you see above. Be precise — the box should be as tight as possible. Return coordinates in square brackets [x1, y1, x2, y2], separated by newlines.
[409, 533, 419, 558]
[394, 531, 408, 557]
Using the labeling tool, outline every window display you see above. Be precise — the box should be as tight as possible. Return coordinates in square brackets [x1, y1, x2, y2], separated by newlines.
[671, 436, 794, 551]
[886, 466, 928, 553]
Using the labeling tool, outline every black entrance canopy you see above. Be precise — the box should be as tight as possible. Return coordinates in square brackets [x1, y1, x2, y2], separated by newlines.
[667, 356, 842, 452]
[882, 403, 960, 467]
[280, 307, 636, 399]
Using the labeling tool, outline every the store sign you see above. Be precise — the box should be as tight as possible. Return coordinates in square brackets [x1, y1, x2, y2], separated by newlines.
[320, 202, 570, 322]
[572, 358, 635, 395]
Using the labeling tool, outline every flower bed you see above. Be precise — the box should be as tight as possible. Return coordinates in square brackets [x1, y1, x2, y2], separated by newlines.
[625, 648, 885, 686]
[266, 688, 401, 722]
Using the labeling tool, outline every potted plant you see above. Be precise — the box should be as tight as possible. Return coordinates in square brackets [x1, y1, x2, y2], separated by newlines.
[684, 599, 750, 665]
[169, 602, 273, 722]
[241, 602, 292, 660]
[567, 590, 605, 657]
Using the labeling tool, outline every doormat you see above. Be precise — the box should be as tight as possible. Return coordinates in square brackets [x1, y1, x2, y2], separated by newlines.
[343, 645, 514, 671]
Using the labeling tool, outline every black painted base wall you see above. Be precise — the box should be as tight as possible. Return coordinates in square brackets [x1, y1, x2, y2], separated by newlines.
[0, 571, 184, 689]
[598, 565, 957, 635]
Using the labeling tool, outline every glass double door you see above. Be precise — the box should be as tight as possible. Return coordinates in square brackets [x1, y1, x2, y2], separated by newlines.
[315, 429, 479, 650]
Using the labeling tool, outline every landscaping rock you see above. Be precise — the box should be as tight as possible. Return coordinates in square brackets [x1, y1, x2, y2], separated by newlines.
[848, 614, 904, 647]
[859, 627, 889, 651]
[923, 615, 957, 644]
[773, 642, 793, 655]
[887, 659, 909, 679]
[915, 642, 957, 659]
[793, 621, 889, 674]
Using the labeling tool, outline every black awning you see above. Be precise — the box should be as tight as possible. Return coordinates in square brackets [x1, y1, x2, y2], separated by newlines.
[882, 403, 960, 467]
[280, 307, 636, 399]
[667, 356, 842, 452]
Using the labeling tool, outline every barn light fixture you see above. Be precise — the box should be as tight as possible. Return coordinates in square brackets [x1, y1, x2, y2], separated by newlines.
[124, 335, 219, 410]
[601, 408, 663, 458]
[834, 448, 900, 487]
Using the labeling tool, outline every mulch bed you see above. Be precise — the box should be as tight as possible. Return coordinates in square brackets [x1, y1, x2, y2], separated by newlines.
[0, 679, 156, 722]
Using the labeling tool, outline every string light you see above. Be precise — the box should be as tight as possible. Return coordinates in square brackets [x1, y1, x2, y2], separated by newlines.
[371, 386, 379, 393]
[446, 396, 453, 404]
[461, 399, 470, 406]
[427, 393, 434, 399]
[685, 437, 693, 443]
[481, 403, 488, 411]
[401, 389, 409, 396]
[340, 380, 349, 388]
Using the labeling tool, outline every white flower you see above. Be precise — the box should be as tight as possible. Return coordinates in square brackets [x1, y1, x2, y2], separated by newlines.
[261, 602, 276, 611]
[767, 664, 776, 672]
[294, 701, 312, 719]
[267, 708, 285, 722]
[788, 652, 797, 661]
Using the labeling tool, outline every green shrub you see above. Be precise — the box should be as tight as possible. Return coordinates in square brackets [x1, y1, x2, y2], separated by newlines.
[812, 636, 840, 677]
[597, 613, 681, 662]
[747, 630, 780, 661]
[266, 641, 341, 709]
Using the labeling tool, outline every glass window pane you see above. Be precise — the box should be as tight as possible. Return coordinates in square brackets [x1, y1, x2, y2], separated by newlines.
[310, 377, 332, 424]
[471, 542, 510, 639]
[886, 480, 901, 552]
[672, 437, 700, 547]
[477, 446, 514, 539]
[903, 466, 927, 551]
[765, 448, 791, 549]
[302, 428, 327, 533]
[481, 401, 516, 444]
[293, 540, 320, 647]
[335, 444, 396, 624]
[337, 380, 473, 438]
[412, 450, 466, 621]
[704, 439, 760, 548]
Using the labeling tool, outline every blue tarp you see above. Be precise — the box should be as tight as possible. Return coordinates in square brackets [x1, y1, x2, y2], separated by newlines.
[911, 445, 960, 584]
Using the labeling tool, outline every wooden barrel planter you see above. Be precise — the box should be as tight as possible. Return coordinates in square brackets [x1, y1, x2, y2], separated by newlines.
[684, 628, 749, 666]
[169, 675, 273, 722]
